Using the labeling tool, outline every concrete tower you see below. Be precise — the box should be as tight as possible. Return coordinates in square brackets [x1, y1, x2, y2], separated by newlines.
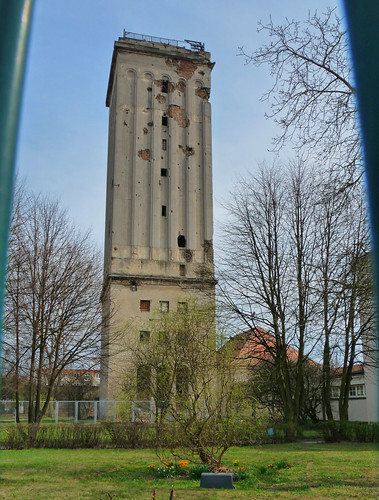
[100, 33, 216, 400]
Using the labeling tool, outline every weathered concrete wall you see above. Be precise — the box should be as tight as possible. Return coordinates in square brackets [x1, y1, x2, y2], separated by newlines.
[101, 37, 216, 400]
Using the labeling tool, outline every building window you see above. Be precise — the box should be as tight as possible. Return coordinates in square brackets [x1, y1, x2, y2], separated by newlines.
[160, 301, 169, 313]
[156, 365, 169, 407]
[179, 264, 185, 276]
[162, 115, 168, 126]
[162, 205, 167, 217]
[161, 168, 167, 177]
[162, 80, 169, 93]
[162, 139, 167, 151]
[95, 373, 100, 379]
[140, 300, 151, 312]
[349, 384, 365, 398]
[178, 235, 186, 248]
[331, 386, 340, 398]
[137, 365, 151, 398]
[176, 366, 189, 396]
[178, 302, 188, 312]
[140, 331, 150, 342]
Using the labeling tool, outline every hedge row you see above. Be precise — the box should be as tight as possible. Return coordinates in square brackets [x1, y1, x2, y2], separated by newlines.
[1, 420, 378, 449]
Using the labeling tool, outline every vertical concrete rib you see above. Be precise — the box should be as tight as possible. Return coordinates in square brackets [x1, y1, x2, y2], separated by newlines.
[130, 70, 137, 250]
[168, 77, 178, 256]
[202, 100, 213, 244]
[185, 80, 191, 252]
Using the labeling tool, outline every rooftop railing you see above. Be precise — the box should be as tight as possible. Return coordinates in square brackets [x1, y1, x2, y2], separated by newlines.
[122, 30, 205, 52]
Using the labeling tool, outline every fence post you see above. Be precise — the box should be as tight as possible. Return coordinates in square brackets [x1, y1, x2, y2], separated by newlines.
[131, 401, 135, 422]
[113, 401, 117, 422]
[150, 400, 153, 424]
[74, 401, 78, 423]
[94, 401, 98, 425]
[55, 401, 59, 424]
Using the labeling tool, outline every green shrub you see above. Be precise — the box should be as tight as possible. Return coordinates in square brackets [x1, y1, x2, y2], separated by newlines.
[101, 421, 149, 448]
[321, 421, 379, 443]
[265, 422, 304, 443]
[321, 421, 342, 442]
[273, 459, 291, 470]
[1, 424, 106, 449]
[188, 464, 209, 480]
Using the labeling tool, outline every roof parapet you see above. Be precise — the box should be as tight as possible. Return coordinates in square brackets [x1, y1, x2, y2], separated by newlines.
[122, 30, 205, 52]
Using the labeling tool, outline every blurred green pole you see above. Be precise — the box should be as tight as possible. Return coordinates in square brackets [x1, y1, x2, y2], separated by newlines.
[0, 0, 35, 390]
[343, 0, 379, 421]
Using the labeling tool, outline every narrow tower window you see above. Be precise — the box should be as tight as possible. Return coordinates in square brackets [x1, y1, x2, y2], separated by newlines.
[162, 139, 167, 150]
[162, 205, 167, 216]
[162, 115, 168, 126]
[161, 168, 167, 177]
[178, 235, 186, 248]
[179, 264, 186, 276]
[162, 80, 169, 93]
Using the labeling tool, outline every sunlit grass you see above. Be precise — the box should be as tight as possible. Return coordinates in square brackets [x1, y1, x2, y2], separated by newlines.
[0, 443, 377, 499]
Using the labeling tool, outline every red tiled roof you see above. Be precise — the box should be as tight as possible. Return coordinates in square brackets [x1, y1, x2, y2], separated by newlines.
[228, 327, 318, 367]
[334, 364, 364, 375]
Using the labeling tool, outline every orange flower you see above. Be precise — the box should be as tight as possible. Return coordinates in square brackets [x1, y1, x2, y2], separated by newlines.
[148, 463, 155, 468]
[179, 460, 189, 467]
[240, 466, 245, 470]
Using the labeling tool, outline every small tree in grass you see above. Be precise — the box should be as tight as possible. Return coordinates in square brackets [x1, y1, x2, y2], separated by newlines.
[125, 300, 264, 469]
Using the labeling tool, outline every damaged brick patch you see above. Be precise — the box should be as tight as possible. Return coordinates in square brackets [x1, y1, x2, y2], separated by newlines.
[138, 149, 150, 160]
[156, 94, 166, 104]
[167, 105, 189, 128]
[176, 80, 186, 92]
[179, 145, 195, 157]
[195, 87, 210, 100]
[154, 79, 175, 93]
[166, 59, 196, 80]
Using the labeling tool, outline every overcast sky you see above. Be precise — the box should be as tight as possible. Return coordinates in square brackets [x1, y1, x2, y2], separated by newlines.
[16, 0, 344, 253]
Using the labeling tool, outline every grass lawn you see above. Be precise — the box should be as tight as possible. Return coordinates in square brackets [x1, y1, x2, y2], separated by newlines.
[0, 442, 377, 499]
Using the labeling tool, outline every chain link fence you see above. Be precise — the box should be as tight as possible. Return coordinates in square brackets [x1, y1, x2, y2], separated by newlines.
[0, 400, 156, 425]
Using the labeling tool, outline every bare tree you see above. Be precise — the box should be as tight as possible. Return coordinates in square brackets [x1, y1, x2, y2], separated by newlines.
[220, 160, 372, 429]
[239, 9, 360, 185]
[2, 189, 105, 424]
[219, 160, 319, 436]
